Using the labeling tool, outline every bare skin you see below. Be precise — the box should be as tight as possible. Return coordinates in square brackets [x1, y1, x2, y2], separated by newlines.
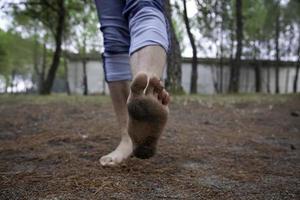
[99, 81, 133, 166]
[100, 45, 170, 166]
[127, 72, 169, 159]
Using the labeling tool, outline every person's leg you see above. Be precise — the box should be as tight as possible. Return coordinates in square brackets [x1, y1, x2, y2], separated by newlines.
[124, 1, 171, 158]
[100, 81, 132, 165]
[95, 0, 133, 166]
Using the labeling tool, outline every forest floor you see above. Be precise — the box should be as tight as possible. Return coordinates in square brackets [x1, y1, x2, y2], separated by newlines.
[0, 94, 299, 200]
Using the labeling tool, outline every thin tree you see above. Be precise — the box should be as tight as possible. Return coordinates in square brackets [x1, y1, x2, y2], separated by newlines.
[293, 34, 300, 93]
[183, 0, 198, 94]
[274, 1, 281, 94]
[82, 17, 88, 96]
[285, 0, 300, 93]
[40, 0, 65, 94]
[39, 35, 47, 93]
[219, 1, 226, 93]
[253, 41, 261, 93]
[229, 0, 243, 93]
[164, 0, 183, 93]
[63, 34, 70, 95]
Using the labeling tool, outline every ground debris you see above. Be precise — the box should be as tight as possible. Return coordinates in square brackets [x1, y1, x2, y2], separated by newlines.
[0, 95, 299, 199]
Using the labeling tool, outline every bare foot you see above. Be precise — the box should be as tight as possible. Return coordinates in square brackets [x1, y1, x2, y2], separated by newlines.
[127, 72, 170, 159]
[99, 134, 133, 166]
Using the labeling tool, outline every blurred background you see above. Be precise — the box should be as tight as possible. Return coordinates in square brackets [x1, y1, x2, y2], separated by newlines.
[0, 0, 299, 95]
[1, 1, 300, 198]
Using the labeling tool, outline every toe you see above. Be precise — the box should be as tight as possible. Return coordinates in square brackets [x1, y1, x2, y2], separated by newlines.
[162, 91, 170, 105]
[100, 156, 113, 166]
[145, 76, 164, 95]
[158, 89, 166, 101]
[131, 72, 148, 95]
[158, 89, 170, 105]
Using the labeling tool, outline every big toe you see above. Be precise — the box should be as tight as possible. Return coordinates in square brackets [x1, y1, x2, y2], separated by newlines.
[131, 72, 148, 96]
[100, 156, 115, 166]
[145, 76, 164, 95]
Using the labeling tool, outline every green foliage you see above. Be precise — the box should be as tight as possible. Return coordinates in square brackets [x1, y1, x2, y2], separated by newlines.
[70, 0, 100, 54]
[244, 0, 268, 41]
[5, 0, 101, 87]
[190, 0, 300, 60]
[172, 1, 187, 52]
[0, 29, 35, 76]
[285, 0, 300, 24]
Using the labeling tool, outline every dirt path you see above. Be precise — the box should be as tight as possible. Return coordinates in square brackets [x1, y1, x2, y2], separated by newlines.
[0, 95, 299, 200]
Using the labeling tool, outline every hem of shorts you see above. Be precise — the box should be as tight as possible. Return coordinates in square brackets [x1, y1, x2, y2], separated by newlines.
[130, 42, 168, 56]
[105, 75, 132, 83]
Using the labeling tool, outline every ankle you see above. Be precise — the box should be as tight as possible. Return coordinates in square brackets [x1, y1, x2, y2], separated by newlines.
[134, 71, 160, 79]
[121, 133, 131, 142]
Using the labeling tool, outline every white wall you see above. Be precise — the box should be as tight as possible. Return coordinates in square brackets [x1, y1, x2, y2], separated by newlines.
[68, 60, 109, 94]
[68, 59, 300, 94]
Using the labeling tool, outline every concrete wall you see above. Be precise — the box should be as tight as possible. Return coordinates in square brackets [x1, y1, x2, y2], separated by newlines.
[68, 60, 108, 94]
[68, 59, 300, 94]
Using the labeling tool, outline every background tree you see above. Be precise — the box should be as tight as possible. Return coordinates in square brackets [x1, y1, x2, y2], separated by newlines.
[183, 0, 198, 94]
[285, 0, 300, 93]
[0, 30, 36, 92]
[70, 0, 99, 95]
[164, 0, 183, 93]
[25, 0, 66, 94]
[243, 0, 268, 92]
[274, 1, 281, 94]
[10, 0, 100, 95]
[11, 0, 66, 94]
[229, 0, 243, 93]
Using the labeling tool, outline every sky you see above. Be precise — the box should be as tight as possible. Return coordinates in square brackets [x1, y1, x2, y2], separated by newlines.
[0, 0, 19, 29]
[0, 0, 297, 60]
[0, 0, 205, 58]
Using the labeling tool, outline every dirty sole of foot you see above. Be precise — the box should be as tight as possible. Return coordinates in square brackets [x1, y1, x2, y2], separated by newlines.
[128, 97, 168, 159]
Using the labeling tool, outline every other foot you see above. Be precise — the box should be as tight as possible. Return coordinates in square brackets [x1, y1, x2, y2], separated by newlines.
[99, 135, 133, 166]
[127, 72, 170, 159]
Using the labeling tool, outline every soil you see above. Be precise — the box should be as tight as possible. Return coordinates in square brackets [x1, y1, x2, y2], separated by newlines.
[0, 95, 299, 200]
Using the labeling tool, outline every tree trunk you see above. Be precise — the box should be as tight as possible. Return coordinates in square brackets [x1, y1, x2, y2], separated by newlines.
[183, 0, 198, 94]
[38, 35, 47, 94]
[62, 33, 70, 95]
[33, 24, 40, 91]
[63, 52, 71, 95]
[82, 17, 88, 96]
[275, 3, 280, 94]
[40, 0, 65, 94]
[229, 0, 243, 93]
[266, 67, 270, 93]
[216, 0, 225, 93]
[211, 65, 219, 93]
[219, 58, 224, 93]
[253, 41, 261, 93]
[82, 59, 88, 95]
[294, 59, 300, 93]
[164, 0, 183, 93]
[293, 35, 300, 93]
[228, 18, 234, 93]
[266, 42, 271, 93]
[4, 76, 9, 93]
[219, 1, 225, 93]
[10, 70, 16, 94]
[254, 64, 261, 93]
